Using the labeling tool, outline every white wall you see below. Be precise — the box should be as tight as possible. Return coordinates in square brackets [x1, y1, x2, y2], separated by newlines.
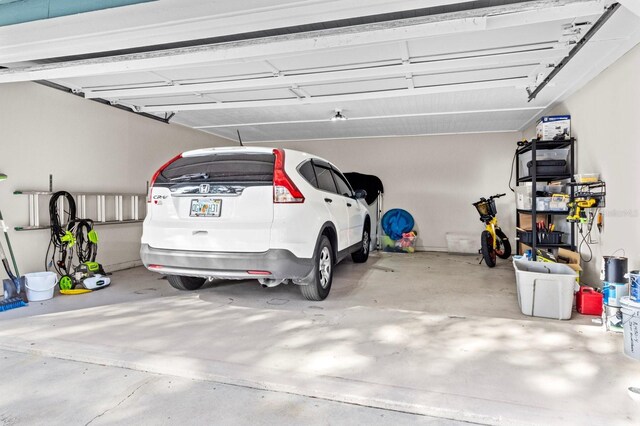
[0, 82, 229, 277]
[524, 43, 640, 285]
[255, 132, 519, 251]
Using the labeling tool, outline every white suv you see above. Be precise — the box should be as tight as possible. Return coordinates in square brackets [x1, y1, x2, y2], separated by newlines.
[141, 147, 370, 300]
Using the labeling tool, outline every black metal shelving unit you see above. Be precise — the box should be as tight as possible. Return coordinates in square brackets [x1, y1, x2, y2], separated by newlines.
[515, 138, 576, 260]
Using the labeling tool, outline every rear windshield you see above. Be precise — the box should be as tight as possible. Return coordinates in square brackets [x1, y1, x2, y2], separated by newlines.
[156, 153, 275, 185]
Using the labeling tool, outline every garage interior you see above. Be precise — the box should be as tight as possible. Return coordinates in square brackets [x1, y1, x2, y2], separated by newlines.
[1, 0, 640, 424]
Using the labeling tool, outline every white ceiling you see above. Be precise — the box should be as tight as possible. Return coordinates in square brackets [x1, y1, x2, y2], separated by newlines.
[1, 0, 639, 143]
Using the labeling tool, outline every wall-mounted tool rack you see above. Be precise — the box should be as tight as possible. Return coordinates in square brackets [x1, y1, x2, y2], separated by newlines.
[13, 190, 146, 231]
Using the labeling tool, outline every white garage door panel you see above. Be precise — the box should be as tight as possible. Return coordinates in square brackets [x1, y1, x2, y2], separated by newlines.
[156, 61, 276, 82]
[412, 65, 537, 88]
[267, 43, 401, 72]
[125, 94, 219, 106]
[199, 109, 535, 142]
[59, 72, 166, 89]
[209, 87, 297, 102]
[406, 18, 593, 59]
[170, 85, 548, 129]
[302, 77, 408, 97]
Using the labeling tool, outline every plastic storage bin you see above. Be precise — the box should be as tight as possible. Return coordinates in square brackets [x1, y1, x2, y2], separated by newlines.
[518, 231, 563, 245]
[535, 195, 569, 211]
[527, 160, 568, 176]
[574, 173, 599, 183]
[445, 233, 477, 254]
[536, 197, 551, 211]
[515, 184, 567, 211]
[381, 233, 416, 253]
[545, 183, 565, 194]
[549, 194, 569, 211]
[515, 186, 532, 210]
[519, 149, 569, 175]
[513, 258, 577, 320]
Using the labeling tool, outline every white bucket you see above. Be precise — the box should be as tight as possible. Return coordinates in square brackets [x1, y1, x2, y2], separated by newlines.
[25, 272, 57, 302]
[621, 296, 640, 360]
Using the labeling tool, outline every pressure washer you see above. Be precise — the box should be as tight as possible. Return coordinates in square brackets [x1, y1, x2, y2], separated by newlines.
[47, 191, 110, 293]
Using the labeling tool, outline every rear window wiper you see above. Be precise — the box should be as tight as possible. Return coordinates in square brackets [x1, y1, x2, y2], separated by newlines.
[169, 173, 209, 181]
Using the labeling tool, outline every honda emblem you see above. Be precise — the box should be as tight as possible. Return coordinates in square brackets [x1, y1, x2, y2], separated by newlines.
[199, 184, 210, 194]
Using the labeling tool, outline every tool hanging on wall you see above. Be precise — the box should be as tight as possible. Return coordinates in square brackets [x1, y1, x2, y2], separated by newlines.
[566, 198, 600, 262]
[566, 181, 607, 263]
[566, 198, 597, 223]
[0, 173, 28, 311]
[597, 212, 604, 233]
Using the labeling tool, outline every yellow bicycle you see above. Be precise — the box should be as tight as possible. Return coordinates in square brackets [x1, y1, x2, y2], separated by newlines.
[472, 193, 511, 267]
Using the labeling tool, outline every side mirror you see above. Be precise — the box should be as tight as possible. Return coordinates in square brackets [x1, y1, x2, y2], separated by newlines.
[354, 189, 367, 200]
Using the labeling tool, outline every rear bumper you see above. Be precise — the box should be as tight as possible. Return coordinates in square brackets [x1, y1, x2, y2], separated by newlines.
[140, 244, 313, 280]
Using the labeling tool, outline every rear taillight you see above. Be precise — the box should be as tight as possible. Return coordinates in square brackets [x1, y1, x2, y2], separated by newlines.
[147, 153, 183, 203]
[273, 149, 304, 203]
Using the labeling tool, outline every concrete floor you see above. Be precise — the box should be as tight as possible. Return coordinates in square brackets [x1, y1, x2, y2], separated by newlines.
[1, 252, 639, 425]
[1, 350, 460, 426]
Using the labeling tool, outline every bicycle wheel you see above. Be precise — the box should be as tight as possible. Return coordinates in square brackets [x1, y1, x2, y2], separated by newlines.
[481, 230, 496, 267]
[495, 228, 512, 259]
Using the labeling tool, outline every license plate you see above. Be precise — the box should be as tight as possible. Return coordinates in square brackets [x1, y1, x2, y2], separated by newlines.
[190, 198, 222, 217]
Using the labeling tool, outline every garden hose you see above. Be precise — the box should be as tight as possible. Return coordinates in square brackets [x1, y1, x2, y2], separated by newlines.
[72, 219, 98, 263]
[47, 191, 76, 275]
[46, 192, 99, 275]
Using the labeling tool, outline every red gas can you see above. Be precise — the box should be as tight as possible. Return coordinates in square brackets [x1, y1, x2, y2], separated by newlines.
[576, 286, 603, 315]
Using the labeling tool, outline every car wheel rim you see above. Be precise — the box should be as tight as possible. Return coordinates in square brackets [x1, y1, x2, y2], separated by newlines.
[319, 247, 331, 288]
[363, 231, 369, 255]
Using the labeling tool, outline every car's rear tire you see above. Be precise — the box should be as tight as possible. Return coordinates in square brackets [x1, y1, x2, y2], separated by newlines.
[167, 275, 206, 291]
[351, 223, 370, 263]
[301, 235, 333, 301]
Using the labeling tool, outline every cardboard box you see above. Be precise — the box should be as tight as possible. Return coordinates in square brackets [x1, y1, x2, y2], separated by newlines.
[518, 244, 582, 282]
[518, 213, 548, 231]
[536, 115, 571, 141]
[557, 247, 582, 274]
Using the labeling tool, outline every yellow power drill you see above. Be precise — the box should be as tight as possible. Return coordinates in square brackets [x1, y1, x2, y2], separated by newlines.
[566, 198, 597, 223]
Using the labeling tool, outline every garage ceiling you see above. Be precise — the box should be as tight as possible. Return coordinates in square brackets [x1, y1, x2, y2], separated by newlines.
[1, 0, 639, 142]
